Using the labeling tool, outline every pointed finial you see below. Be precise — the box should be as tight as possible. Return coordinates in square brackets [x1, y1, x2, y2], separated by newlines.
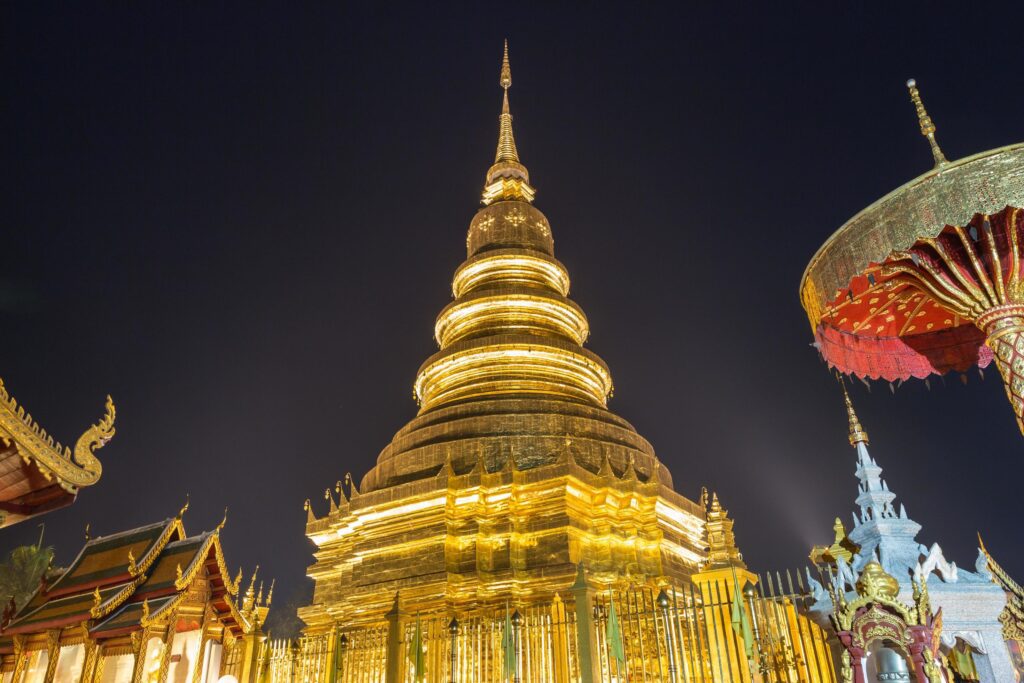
[127, 548, 138, 575]
[234, 566, 243, 590]
[141, 598, 150, 621]
[494, 41, 519, 164]
[710, 492, 721, 513]
[840, 379, 869, 445]
[216, 507, 228, 532]
[500, 39, 511, 90]
[266, 579, 275, 606]
[178, 493, 190, 519]
[906, 79, 948, 167]
[84, 523, 91, 541]
[93, 586, 102, 608]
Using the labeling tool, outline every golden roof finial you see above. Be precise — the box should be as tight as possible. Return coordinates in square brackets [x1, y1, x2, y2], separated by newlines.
[840, 379, 870, 446]
[500, 39, 512, 91]
[906, 78, 948, 167]
[495, 39, 519, 164]
[481, 40, 535, 204]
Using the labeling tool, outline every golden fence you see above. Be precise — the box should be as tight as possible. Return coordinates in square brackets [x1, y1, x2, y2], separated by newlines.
[268, 573, 836, 683]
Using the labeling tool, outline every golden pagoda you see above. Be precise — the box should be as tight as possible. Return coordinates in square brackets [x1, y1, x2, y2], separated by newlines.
[299, 42, 705, 631]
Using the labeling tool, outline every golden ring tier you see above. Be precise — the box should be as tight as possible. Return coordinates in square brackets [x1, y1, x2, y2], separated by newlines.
[452, 249, 570, 297]
[434, 289, 589, 347]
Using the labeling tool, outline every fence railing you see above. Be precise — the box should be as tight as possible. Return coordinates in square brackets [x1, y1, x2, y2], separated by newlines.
[267, 574, 836, 683]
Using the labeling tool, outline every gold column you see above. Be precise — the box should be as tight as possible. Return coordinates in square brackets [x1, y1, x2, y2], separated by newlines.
[384, 593, 404, 683]
[154, 617, 179, 683]
[41, 631, 61, 683]
[129, 631, 147, 683]
[78, 642, 100, 683]
[10, 636, 28, 683]
[189, 608, 214, 683]
[550, 595, 569, 683]
[570, 566, 599, 683]
[89, 650, 106, 683]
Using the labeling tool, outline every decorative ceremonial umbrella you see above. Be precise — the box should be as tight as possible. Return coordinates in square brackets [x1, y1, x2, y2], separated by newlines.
[800, 80, 1024, 433]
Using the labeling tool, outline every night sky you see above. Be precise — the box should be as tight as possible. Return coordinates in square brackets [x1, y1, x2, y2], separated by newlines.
[2, 4, 1022, 630]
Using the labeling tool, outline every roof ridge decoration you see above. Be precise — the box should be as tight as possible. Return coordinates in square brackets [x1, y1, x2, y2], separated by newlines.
[174, 530, 220, 591]
[136, 517, 186, 578]
[91, 574, 146, 619]
[978, 534, 1023, 597]
[0, 378, 115, 491]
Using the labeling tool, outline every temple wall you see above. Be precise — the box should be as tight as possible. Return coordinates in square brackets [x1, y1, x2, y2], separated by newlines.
[926, 583, 1014, 683]
[97, 655, 133, 683]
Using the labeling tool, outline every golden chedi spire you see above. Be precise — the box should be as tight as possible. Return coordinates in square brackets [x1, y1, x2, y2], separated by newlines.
[482, 40, 535, 205]
[841, 380, 869, 446]
[299, 44, 704, 633]
[703, 492, 746, 570]
[906, 78, 948, 168]
[360, 42, 669, 496]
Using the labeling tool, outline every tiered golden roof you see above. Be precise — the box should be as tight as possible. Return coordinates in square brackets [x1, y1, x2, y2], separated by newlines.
[300, 45, 704, 630]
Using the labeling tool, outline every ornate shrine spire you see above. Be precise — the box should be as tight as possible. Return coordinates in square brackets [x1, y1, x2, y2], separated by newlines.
[906, 78, 948, 167]
[482, 40, 535, 205]
[703, 492, 745, 570]
[495, 40, 518, 163]
[837, 385, 922, 573]
[841, 381, 869, 446]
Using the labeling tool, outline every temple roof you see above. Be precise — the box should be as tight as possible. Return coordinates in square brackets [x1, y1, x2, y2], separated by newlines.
[978, 535, 1024, 641]
[0, 378, 115, 528]
[2, 510, 262, 641]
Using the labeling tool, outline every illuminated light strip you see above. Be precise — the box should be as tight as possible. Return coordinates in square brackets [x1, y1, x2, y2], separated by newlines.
[351, 535, 443, 560]
[453, 254, 570, 297]
[350, 496, 447, 526]
[655, 500, 705, 535]
[435, 295, 590, 348]
[415, 345, 613, 410]
[661, 541, 705, 565]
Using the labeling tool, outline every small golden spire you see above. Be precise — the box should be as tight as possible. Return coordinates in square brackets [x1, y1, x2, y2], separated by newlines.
[906, 78, 948, 167]
[178, 494, 190, 519]
[840, 380, 869, 446]
[495, 39, 519, 164]
[702, 491, 745, 570]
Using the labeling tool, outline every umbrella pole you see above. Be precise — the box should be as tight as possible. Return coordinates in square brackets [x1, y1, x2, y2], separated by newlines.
[980, 307, 1024, 436]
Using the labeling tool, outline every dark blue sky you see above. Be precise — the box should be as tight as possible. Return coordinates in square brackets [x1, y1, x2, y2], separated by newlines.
[2, 3, 1021, 625]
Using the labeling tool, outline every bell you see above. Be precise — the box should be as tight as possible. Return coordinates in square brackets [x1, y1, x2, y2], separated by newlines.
[875, 646, 912, 680]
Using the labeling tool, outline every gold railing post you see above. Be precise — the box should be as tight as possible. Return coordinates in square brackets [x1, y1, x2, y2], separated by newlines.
[447, 619, 458, 683]
[570, 565, 600, 683]
[384, 593, 404, 683]
[657, 590, 679, 683]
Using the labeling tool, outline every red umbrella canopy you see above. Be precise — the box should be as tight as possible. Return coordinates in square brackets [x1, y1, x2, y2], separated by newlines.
[801, 82, 1024, 433]
[815, 208, 1024, 431]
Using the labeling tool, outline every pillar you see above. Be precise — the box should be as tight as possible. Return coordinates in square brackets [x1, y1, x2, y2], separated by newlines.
[41, 631, 61, 683]
[384, 593, 404, 683]
[570, 565, 599, 683]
